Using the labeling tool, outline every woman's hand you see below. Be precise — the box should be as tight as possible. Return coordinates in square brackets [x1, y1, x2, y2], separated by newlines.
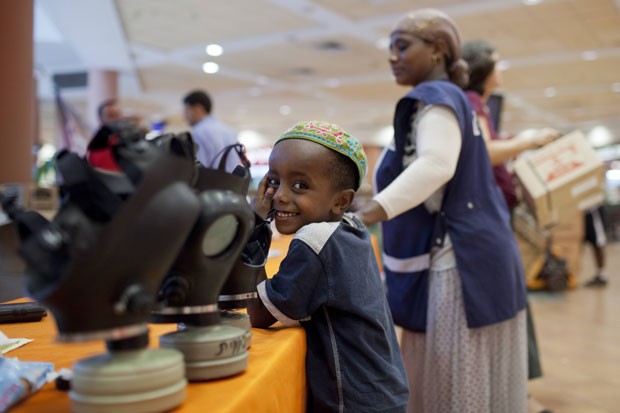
[252, 174, 274, 220]
[355, 200, 388, 227]
[528, 128, 562, 149]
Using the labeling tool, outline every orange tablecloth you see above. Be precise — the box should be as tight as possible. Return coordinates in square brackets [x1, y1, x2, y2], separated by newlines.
[4, 235, 306, 413]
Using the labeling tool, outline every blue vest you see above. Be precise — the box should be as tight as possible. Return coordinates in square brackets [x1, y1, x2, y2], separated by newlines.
[376, 80, 526, 332]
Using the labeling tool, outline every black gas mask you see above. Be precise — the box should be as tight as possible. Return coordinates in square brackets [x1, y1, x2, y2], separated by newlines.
[3, 125, 201, 341]
[146, 133, 271, 381]
[149, 136, 271, 324]
[0, 123, 204, 412]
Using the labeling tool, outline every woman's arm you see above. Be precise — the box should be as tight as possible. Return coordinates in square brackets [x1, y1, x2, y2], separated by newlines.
[484, 122, 560, 166]
[358, 105, 461, 226]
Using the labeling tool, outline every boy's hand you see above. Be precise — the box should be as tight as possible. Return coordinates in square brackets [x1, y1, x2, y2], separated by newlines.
[253, 174, 274, 220]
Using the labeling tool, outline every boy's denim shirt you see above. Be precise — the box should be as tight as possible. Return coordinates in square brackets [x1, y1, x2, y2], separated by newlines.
[257, 214, 408, 412]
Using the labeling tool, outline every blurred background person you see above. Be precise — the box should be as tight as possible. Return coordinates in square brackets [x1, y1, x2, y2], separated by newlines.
[97, 98, 122, 127]
[583, 204, 608, 287]
[356, 9, 528, 412]
[182, 89, 241, 172]
[463, 38, 559, 413]
[462, 39, 560, 214]
[88, 98, 144, 170]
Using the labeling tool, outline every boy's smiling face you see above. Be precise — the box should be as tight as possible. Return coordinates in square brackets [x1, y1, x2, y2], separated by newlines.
[265, 139, 351, 235]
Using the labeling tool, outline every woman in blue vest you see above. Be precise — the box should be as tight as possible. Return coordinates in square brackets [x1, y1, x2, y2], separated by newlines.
[356, 9, 528, 412]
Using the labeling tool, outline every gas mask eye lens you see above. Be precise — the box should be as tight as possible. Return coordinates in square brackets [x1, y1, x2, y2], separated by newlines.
[201, 214, 239, 257]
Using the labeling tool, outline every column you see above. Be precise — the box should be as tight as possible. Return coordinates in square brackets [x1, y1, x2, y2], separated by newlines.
[0, 0, 35, 184]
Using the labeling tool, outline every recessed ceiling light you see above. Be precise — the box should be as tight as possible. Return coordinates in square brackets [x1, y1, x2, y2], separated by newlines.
[279, 105, 291, 116]
[581, 50, 598, 61]
[326, 78, 340, 88]
[205, 44, 223, 56]
[202, 62, 219, 74]
[497, 60, 511, 71]
[543, 87, 556, 97]
[375, 37, 390, 50]
[523, 0, 542, 5]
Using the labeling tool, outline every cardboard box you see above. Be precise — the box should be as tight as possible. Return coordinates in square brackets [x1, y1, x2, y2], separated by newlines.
[514, 130, 605, 228]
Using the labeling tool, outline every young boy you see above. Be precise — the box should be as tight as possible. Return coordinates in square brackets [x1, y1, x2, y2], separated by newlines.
[248, 121, 409, 413]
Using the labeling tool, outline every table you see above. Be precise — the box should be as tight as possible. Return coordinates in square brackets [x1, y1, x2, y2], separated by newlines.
[3, 235, 306, 413]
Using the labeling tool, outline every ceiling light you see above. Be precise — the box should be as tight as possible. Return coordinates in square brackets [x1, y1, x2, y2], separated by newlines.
[326, 78, 340, 88]
[523, 0, 542, 5]
[375, 37, 390, 50]
[279, 105, 292, 116]
[497, 60, 511, 71]
[205, 44, 223, 56]
[581, 50, 598, 61]
[202, 62, 219, 74]
[588, 126, 613, 147]
[612, 83, 620, 93]
[543, 87, 556, 97]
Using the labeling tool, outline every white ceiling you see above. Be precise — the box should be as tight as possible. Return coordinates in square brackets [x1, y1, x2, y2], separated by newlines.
[34, 0, 620, 149]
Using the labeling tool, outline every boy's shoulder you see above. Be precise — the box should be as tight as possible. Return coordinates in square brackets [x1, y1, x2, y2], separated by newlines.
[294, 221, 340, 256]
[294, 213, 365, 255]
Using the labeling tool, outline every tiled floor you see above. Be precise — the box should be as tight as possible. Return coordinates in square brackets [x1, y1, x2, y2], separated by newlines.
[527, 241, 620, 413]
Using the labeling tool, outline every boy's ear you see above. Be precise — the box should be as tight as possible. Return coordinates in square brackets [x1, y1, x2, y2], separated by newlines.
[332, 189, 355, 214]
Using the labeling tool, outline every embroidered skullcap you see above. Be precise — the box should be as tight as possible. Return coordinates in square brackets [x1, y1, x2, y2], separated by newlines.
[395, 8, 469, 88]
[276, 120, 367, 190]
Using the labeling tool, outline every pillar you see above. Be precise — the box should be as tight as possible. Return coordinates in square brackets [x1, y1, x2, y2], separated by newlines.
[0, 0, 35, 184]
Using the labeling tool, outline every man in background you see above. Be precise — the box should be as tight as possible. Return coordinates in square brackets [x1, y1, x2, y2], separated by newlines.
[182, 89, 241, 172]
[97, 98, 123, 127]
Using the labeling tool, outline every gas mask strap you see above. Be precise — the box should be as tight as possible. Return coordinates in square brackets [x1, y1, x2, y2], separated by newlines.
[214, 143, 251, 171]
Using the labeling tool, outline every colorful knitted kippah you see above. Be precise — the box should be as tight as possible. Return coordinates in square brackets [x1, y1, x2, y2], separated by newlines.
[276, 120, 367, 190]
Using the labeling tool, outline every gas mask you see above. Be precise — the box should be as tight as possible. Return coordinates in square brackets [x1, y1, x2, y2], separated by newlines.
[146, 133, 272, 380]
[5, 125, 201, 341]
[0, 123, 204, 412]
